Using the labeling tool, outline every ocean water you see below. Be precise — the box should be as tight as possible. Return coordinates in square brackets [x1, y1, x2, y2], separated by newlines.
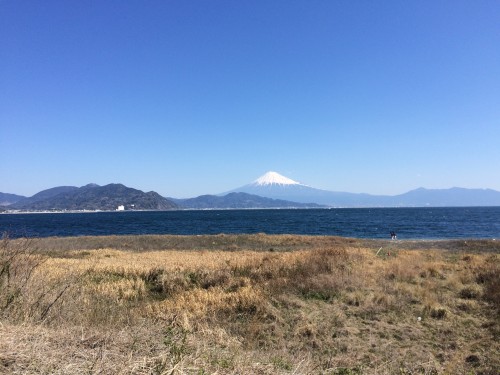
[1, 207, 499, 240]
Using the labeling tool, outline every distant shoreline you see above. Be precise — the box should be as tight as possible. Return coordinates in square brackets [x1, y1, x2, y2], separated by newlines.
[2, 205, 500, 215]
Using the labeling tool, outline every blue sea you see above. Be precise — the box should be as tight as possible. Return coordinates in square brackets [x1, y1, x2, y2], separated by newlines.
[1, 207, 499, 240]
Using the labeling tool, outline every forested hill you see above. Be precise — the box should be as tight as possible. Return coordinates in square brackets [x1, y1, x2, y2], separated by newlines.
[9, 184, 178, 211]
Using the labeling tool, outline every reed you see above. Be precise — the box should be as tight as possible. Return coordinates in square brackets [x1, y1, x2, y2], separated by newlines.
[1, 234, 498, 374]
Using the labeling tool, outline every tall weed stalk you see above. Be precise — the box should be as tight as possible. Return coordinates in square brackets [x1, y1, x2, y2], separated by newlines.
[0, 233, 71, 322]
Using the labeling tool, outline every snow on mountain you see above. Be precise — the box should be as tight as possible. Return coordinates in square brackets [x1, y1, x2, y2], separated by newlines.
[226, 171, 340, 205]
[252, 171, 302, 186]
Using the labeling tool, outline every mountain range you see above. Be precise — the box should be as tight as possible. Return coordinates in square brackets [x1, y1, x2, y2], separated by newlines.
[2, 171, 500, 211]
[6, 184, 177, 211]
[1, 182, 321, 211]
[227, 171, 500, 207]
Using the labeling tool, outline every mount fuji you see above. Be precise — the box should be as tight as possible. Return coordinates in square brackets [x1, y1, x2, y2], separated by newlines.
[225, 171, 500, 207]
[226, 171, 384, 207]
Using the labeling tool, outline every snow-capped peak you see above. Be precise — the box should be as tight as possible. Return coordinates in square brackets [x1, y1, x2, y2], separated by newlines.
[253, 171, 301, 186]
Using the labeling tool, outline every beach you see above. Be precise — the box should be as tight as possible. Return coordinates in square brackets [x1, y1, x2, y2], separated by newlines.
[1, 234, 499, 374]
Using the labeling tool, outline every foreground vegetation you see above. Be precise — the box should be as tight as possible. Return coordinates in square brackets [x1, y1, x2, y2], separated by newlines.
[1, 234, 499, 374]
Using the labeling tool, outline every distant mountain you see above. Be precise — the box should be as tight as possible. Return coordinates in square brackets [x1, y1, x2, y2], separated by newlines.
[4, 173, 500, 211]
[226, 171, 388, 206]
[172, 192, 323, 209]
[10, 184, 178, 211]
[226, 171, 500, 207]
[390, 187, 500, 207]
[0, 192, 26, 206]
[11, 186, 80, 207]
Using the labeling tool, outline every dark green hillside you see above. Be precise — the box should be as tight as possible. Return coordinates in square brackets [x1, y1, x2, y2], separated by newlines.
[0, 192, 26, 206]
[175, 192, 323, 209]
[12, 183, 177, 211]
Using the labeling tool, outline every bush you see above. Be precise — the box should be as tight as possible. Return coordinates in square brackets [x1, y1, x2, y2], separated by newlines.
[0, 233, 70, 322]
[459, 286, 481, 299]
[1, 235, 43, 316]
[478, 263, 500, 315]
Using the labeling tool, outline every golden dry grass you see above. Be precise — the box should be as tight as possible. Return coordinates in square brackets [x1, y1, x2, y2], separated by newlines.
[1, 234, 499, 374]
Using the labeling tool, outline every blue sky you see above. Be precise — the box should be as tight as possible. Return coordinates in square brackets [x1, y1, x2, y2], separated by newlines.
[1, 1, 499, 198]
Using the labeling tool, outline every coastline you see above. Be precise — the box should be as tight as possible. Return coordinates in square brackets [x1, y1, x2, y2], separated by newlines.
[1, 233, 498, 374]
[23, 233, 500, 253]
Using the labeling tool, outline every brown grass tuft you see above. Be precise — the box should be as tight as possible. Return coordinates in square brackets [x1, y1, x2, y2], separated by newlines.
[1, 234, 499, 374]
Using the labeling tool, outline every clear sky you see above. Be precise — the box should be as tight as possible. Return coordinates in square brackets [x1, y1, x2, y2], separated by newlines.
[1, 1, 499, 198]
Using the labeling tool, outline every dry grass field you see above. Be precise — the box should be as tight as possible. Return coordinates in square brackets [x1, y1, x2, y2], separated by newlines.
[1, 234, 499, 374]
